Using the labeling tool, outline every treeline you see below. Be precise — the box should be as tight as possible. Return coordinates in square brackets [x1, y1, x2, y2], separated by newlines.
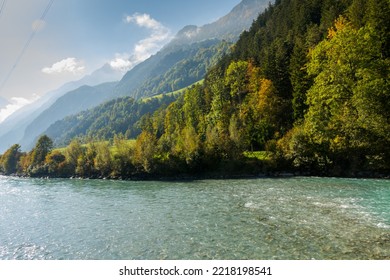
[0, 135, 135, 178]
[1, 0, 389, 178]
[44, 93, 180, 147]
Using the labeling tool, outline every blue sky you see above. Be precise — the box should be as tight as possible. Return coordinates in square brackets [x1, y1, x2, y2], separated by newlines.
[0, 0, 241, 119]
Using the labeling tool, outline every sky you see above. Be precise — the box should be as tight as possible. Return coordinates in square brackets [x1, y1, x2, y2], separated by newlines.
[0, 0, 241, 121]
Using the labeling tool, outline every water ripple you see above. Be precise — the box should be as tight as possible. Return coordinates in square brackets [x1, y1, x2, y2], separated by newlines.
[0, 176, 389, 259]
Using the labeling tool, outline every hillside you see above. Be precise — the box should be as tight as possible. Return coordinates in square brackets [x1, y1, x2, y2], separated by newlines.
[112, 0, 268, 98]
[44, 91, 178, 147]
[0, 64, 123, 153]
[31, 0, 267, 146]
[3, 0, 267, 153]
[127, 40, 231, 98]
[2, 0, 389, 179]
[169, 0, 268, 45]
[20, 82, 117, 150]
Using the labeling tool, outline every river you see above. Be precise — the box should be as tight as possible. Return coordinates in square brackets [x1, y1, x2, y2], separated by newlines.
[0, 176, 389, 260]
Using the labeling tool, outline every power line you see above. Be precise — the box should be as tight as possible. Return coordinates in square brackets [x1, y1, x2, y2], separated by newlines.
[0, 0, 55, 93]
[0, 0, 7, 19]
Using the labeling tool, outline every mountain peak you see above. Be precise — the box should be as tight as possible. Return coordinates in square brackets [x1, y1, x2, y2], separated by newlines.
[176, 25, 200, 39]
[170, 0, 268, 45]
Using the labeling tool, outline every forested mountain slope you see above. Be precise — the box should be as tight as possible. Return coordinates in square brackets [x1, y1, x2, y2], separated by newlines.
[44, 91, 180, 147]
[112, 39, 231, 99]
[20, 82, 117, 150]
[120, 0, 389, 177]
[112, 0, 268, 99]
[5, 0, 267, 153]
[1, 0, 389, 179]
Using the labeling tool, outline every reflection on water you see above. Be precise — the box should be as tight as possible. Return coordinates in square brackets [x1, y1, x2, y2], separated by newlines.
[0, 176, 389, 259]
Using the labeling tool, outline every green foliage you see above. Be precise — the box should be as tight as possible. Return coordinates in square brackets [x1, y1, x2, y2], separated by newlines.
[111, 135, 135, 177]
[65, 139, 83, 171]
[2, 0, 389, 178]
[30, 135, 53, 168]
[133, 131, 158, 173]
[133, 40, 232, 97]
[94, 141, 112, 177]
[45, 150, 69, 177]
[0, 144, 21, 175]
[281, 16, 390, 174]
[114, 39, 232, 99]
[45, 93, 178, 147]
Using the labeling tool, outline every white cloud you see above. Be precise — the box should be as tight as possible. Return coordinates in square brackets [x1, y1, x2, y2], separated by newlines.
[109, 53, 133, 72]
[125, 13, 162, 30]
[109, 13, 171, 72]
[0, 96, 39, 123]
[185, 27, 201, 38]
[42, 58, 85, 74]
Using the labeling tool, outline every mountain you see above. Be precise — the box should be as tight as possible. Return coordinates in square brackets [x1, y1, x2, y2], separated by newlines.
[169, 0, 268, 45]
[19, 82, 118, 150]
[115, 39, 231, 99]
[113, 0, 268, 99]
[40, 0, 269, 146]
[0, 64, 122, 153]
[44, 92, 181, 147]
[4, 0, 389, 178]
[0, 0, 268, 153]
[0, 82, 86, 153]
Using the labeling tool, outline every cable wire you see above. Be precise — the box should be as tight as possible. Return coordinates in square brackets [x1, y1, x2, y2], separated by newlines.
[0, 0, 55, 93]
[0, 0, 6, 18]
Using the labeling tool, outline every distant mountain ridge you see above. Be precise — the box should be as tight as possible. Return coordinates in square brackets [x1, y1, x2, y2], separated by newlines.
[20, 82, 118, 150]
[0, 64, 122, 153]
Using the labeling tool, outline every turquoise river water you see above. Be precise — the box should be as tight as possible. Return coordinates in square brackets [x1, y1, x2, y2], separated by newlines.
[0, 175, 389, 259]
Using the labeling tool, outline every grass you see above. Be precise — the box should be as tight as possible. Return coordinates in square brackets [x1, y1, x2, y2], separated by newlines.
[243, 151, 272, 161]
[140, 79, 204, 103]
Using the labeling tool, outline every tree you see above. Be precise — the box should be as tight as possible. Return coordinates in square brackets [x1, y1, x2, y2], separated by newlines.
[76, 143, 97, 178]
[133, 131, 158, 173]
[65, 139, 83, 172]
[94, 141, 112, 177]
[304, 17, 390, 172]
[365, 0, 390, 57]
[112, 134, 135, 177]
[289, 37, 311, 122]
[348, 0, 367, 28]
[225, 60, 249, 106]
[1, 144, 21, 175]
[31, 135, 53, 167]
[45, 150, 68, 177]
[173, 125, 201, 167]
